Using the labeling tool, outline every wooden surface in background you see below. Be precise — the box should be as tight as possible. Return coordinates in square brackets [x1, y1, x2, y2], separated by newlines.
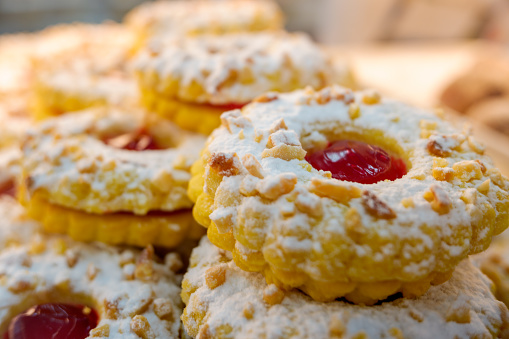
[327, 41, 509, 175]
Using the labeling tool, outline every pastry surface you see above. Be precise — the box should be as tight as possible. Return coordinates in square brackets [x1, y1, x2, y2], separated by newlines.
[182, 237, 509, 339]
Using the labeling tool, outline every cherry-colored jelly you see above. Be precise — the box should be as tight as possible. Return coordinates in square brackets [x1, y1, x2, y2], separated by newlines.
[103, 129, 162, 151]
[4, 303, 98, 339]
[208, 102, 246, 111]
[0, 180, 15, 198]
[306, 140, 406, 184]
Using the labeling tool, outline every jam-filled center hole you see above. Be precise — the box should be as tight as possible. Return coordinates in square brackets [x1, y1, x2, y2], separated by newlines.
[103, 128, 164, 151]
[0, 180, 15, 198]
[4, 303, 98, 339]
[305, 140, 407, 184]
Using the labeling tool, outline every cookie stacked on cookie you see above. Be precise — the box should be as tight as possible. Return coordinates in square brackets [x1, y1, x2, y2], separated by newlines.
[183, 85, 509, 338]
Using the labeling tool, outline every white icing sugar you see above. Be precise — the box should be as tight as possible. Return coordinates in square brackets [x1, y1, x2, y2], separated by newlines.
[22, 107, 206, 214]
[203, 85, 508, 282]
[0, 197, 39, 249]
[134, 32, 332, 104]
[125, 0, 283, 37]
[182, 237, 509, 339]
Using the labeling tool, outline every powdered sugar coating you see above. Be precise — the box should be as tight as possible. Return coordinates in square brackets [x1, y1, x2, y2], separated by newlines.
[125, 0, 283, 38]
[134, 32, 331, 105]
[22, 107, 206, 214]
[0, 197, 39, 249]
[192, 85, 509, 302]
[0, 234, 183, 338]
[182, 237, 509, 339]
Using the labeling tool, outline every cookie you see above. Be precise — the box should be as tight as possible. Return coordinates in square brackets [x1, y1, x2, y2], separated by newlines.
[181, 237, 509, 339]
[134, 32, 331, 134]
[20, 107, 206, 248]
[189, 85, 509, 303]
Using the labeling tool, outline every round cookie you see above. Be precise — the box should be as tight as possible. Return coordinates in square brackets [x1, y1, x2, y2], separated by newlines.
[32, 23, 137, 120]
[182, 237, 509, 339]
[124, 0, 284, 48]
[134, 32, 331, 134]
[20, 107, 206, 248]
[189, 85, 509, 303]
[0, 234, 183, 338]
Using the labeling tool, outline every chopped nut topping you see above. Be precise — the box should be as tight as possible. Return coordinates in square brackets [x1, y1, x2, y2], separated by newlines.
[153, 298, 174, 321]
[87, 263, 99, 281]
[65, 249, 79, 268]
[135, 245, 155, 282]
[242, 154, 265, 179]
[362, 191, 396, 219]
[426, 135, 460, 157]
[220, 109, 251, 133]
[446, 304, 471, 324]
[208, 152, 242, 177]
[453, 160, 484, 182]
[164, 252, 183, 273]
[131, 315, 155, 339]
[269, 118, 288, 133]
[329, 314, 346, 337]
[309, 178, 362, 204]
[205, 264, 227, 289]
[243, 302, 255, 319]
[420, 120, 437, 138]
[261, 144, 307, 161]
[256, 173, 297, 200]
[267, 130, 301, 148]
[295, 190, 323, 217]
[467, 136, 485, 154]
[89, 324, 110, 337]
[348, 103, 360, 119]
[263, 284, 285, 305]
[254, 91, 279, 103]
[104, 299, 120, 320]
[477, 179, 490, 195]
[428, 184, 452, 215]
[240, 175, 260, 196]
[362, 90, 381, 105]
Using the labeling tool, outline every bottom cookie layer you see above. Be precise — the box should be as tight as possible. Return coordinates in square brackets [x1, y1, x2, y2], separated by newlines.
[182, 237, 509, 339]
[24, 193, 204, 248]
[140, 88, 227, 135]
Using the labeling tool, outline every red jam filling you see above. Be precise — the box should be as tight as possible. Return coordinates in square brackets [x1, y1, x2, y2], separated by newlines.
[4, 303, 98, 339]
[103, 129, 162, 151]
[305, 140, 406, 184]
[0, 180, 15, 198]
[208, 102, 246, 111]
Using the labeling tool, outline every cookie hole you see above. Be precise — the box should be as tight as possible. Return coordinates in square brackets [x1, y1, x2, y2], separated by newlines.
[302, 128, 410, 184]
[3, 303, 99, 339]
[103, 128, 164, 151]
[0, 180, 15, 198]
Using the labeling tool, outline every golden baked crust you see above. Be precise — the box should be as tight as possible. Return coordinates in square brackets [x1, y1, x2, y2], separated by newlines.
[189, 86, 509, 303]
[125, 0, 284, 46]
[21, 107, 205, 215]
[31, 23, 137, 120]
[181, 237, 509, 339]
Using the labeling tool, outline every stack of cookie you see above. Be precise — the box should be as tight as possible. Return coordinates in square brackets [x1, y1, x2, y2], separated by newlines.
[0, 1, 508, 338]
[183, 85, 509, 338]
